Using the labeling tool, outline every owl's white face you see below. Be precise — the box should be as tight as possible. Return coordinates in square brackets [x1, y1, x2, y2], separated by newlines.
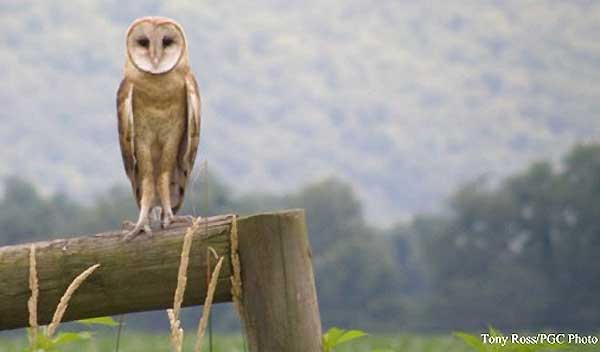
[126, 19, 185, 75]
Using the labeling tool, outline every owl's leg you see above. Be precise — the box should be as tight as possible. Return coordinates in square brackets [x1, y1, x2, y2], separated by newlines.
[123, 147, 156, 241]
[123, 204, 152, 241]
[157, 136, 182, 229]
[158, 182, 194, 229]
[157, 172, 175, 229]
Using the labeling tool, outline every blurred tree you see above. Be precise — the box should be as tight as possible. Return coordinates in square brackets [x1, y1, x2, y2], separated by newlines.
[411, 144, 600, 330]
[286, 178, 365, 253]
[3, 143, 600, 331]
[0, 177, 82, 245]
[504, 162, 558, 281]
[551, 144, 600, 326]
[285, 178, 403, 329]
[73, 185, 137, 234]
[180, 170, 235, 217]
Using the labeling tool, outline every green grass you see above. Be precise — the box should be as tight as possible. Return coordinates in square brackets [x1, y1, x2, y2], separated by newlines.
[1, 332, 598, 352]
[0, 332, 245, 352]
[325, 333, 469, 352]
[0, 332, 469, 352]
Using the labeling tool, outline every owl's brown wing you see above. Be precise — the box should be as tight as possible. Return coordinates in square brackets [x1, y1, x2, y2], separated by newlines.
[116, 78, 141, 208]
[171, 72, 201, 214]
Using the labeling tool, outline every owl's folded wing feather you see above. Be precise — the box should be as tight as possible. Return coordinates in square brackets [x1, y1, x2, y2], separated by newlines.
[171, 72, 201, 214]
[116, 78, 141, 208]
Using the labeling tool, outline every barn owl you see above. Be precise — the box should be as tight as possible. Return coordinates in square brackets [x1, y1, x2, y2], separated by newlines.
[117, 17, 201, 240]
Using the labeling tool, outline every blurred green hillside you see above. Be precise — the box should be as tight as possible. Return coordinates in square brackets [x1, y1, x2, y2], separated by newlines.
[1, 1, 600, 225]
[2, 143, 600, 332]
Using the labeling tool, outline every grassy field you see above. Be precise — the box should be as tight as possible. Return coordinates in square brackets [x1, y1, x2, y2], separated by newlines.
[0, 332, 470, 352]
[2, 331, 599, 351]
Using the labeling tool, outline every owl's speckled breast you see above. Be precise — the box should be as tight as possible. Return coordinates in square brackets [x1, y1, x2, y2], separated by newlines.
[131, 70, 187, 139]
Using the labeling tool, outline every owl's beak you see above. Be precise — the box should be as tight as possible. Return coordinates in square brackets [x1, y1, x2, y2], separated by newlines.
[150, 53, 160, 67]
[150, 45, 160, 67]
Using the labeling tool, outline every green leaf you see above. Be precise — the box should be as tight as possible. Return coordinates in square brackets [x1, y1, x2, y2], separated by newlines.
[323, 327, 345, 346]
[77, 316, 119, 327]
[323, 327, 368, 351]
[336, 329, 367, 345]
[454, 332, 487, 352]
[488, 327, 503, 338]
[52, 331, 92, 345]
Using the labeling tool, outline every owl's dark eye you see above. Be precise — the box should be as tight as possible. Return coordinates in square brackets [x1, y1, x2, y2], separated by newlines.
[162, 37, 174, 47]
[137, 37, 150, 48]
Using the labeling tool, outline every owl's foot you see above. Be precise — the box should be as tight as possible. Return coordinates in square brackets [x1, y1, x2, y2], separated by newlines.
[149, 206, 163, 229]
[162, 214, 195, 229]
[122, 221, 152, 241]
[121, 220, 135, 230]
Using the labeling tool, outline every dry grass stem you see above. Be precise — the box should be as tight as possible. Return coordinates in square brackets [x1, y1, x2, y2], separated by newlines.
[172, 217, 200, 321]
[229, 215, 244, 318]
[167, 309, 183, 352]
[208, 246, 218, 260]
[27, 244, 38, 345]
[46, 263, 100, 337]
[167, 217, 201, 352]
[194, 255, 224, 352]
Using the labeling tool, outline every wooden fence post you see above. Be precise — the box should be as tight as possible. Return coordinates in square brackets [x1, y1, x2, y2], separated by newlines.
[238, 209, 323, 352]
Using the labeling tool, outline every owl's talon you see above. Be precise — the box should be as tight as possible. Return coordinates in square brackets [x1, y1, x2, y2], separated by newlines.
[122, 221, 152, 242]
[174, 215, 195, 224]
[173, 215, 195, 225]
[162, 215, 195, 229]
[123, 228, 141, 242]
[162, 216, 172, 229]
[121, 220, 135, 231]
[144, 224, 153, 237]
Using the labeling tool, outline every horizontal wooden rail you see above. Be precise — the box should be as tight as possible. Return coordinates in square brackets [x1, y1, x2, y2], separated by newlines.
[0, 209, 323, 351]
[0, 214, 237, 330]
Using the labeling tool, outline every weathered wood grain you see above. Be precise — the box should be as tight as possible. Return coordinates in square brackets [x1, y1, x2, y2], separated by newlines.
[0, 215, 233, 330]
[238, 210, 323, 352]
[0, 209, 323, 352]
